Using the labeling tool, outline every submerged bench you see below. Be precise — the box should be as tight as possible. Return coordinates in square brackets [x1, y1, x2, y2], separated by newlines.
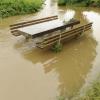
[36, 23, 92, 49]
[10, 15, 92, 49]
[10, 15, 58, 36]
[10, 15, 80, 38]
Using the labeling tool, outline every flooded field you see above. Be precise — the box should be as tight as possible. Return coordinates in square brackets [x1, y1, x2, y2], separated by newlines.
[0, 0, 100, 100]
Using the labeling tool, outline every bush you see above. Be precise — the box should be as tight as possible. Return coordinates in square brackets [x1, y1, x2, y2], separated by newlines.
[58, 0, 100, 7]
[0, 0, 43, 18]
[74, 79, 100, 100]
[79, 82, 100, 100]
[58, 0, 75, 5]
[51, 42, 63, 53]
[97, 0, 100, 7]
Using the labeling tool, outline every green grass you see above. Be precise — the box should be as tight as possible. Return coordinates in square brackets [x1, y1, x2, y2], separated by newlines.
[71, 75, 100, 100]
[51, 42, 63, 53]
[58, 0, 100, 7]
[0, 0, 43, 18]
[77, 81, 100, 100]
[56, 76, 100, 100]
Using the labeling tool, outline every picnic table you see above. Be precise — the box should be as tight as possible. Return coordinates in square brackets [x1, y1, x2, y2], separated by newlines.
[10, 16, 80, 38]
[18, 19, 63, 37]
[10, 16, 93, 49]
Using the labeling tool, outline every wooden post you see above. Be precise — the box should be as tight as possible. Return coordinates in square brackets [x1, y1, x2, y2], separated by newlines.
[58, 31, 61, 45]
[83, 25, 85, 33]
[59, 28, 65, 45]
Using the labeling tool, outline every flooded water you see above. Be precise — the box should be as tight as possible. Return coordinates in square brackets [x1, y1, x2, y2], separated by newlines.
[0, 0, 100, 100]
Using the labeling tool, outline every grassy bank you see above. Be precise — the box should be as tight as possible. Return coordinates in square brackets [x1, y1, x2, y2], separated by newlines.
[57, 79, 100, 100]
[76, 80, 100, 100]
[0, 0, 43, 18]
[58, 0, 100, 7]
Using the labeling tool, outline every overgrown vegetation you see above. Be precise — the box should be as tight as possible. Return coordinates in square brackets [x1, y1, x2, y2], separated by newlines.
[51, 42, 63, 53]
[0, 0, 43, 18]
[58, 0, 100, 7]
[57, 80, 100, 100]
[76, 80, 100, 100]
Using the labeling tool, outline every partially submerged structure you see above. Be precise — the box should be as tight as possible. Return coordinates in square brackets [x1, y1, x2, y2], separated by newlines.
[10, 15, 92, 49]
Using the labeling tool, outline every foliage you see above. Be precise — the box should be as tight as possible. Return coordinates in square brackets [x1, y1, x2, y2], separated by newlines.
[97, 0, 100, 7]
[58, 0, 100, 7]
[79, 82, 100, 100]
[58, 0, 67, 5]
[56, 95, 66, 100]
[74, 79, 100, 100]
[0, 0, 43, 18]
[57, 81, 100, 100]
[51, 42, 63, 53]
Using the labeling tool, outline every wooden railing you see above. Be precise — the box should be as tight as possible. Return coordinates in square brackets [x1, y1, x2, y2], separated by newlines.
[36, 23, 92, 49]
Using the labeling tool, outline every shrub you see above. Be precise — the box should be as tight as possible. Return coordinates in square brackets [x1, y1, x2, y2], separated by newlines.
[51, 42, 63, 53]
[0, 0, 43, 18]
[58, 0, 100, 7]
[58, 0, 66, 5]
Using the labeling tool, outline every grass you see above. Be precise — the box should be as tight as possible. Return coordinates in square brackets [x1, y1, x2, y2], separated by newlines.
[57, 80, 100, 100]
[0, 0, 43, 18]
[56, 75, 100, 100]
[82, 81, 100, 100]
[58, 0, 100, 7]
[76, 81, 100, 100]
[71, 75, 100, 100]
[51, 42, 63, 53]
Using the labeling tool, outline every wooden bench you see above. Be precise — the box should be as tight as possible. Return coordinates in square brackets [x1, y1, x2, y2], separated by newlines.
[36, 23, 92, 49]
[10, 15, 58, 36]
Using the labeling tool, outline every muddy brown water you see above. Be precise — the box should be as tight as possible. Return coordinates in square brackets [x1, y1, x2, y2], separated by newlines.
[0, 0, 100, 100]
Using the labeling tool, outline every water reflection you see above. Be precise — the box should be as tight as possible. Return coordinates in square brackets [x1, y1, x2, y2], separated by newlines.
[73, 10, 100, 99]
[35, 0, 58, 18]
[64, 10, 75, 21]
[16, 34, 96, 98]
[83, 11, 100, 42]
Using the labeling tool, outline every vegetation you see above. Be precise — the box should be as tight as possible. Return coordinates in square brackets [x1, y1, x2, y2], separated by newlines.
[58, 0, 100, 7]
[51, 42, 63, 53]
[0, 0, 43, 18]
[76, 80, 100, 100]
[58, 96, 66, 100]
[57, 80, 100, 100]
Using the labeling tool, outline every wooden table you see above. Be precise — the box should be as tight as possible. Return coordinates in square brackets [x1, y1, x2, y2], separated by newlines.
[18, 19, 64, 37]
[17, 18, 80, 38]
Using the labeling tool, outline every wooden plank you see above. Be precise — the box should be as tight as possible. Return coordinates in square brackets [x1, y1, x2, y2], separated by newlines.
[38, 31, 82, 47]
[30, 20, 80, 38]
[36, 23, 92, 48]
[37, 31, 82, 48]
[41, 23, 92, 42]
[10, 15, 58, 30]
[36, 24, 92, 45]
[38, 29, 82, 44]
[10, 15, 58, 36]
[42, 28, 83, 41]
[12, 19, 80, 38]
[10, 15, 58, 27]
[10, 17, 58, 30]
